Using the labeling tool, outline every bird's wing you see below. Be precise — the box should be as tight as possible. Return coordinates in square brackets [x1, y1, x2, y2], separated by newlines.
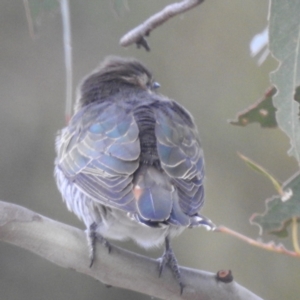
[154, 101, 205, 224]
[56, 100, 140, 212]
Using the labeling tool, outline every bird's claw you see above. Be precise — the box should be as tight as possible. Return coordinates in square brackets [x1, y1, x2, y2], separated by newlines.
[87, 222, 111, 267]
[158, 237, 184, 294]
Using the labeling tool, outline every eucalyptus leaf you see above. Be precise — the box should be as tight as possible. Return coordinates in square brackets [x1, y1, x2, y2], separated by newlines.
[251, 171, 300, 237]
[269, 0, 300, 163]
[230, 87, 277, 128]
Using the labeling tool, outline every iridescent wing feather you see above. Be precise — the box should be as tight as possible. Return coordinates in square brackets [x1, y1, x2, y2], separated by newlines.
[56, 100, 140, 212]
[154, 101, 205, 218]
[57, 97, 204, 225]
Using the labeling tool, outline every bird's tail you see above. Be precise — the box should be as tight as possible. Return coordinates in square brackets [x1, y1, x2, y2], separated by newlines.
[132, 165, 192, 227]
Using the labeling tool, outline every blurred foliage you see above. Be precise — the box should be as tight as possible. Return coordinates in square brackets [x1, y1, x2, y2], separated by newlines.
[28, 0, 58, 22]
[269, 0, 300, 162]
[251, 171, 300, 237]
[238, 153, 282, 194]
[230, 86, 277, 128]
[234, 0, 300, 249]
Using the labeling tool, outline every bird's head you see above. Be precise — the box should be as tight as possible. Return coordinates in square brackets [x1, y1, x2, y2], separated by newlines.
[75, 56, 160, 110]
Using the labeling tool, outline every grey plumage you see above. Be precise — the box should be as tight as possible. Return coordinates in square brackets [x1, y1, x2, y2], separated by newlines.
[54, 56, 212, 291]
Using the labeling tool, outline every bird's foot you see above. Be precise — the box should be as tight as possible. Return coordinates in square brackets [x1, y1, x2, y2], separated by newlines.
[87, 222, 111, 267]
[158, 237, 184, 294]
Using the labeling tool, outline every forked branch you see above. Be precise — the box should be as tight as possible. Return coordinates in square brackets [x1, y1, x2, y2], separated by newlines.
[119, 0, 205, 51]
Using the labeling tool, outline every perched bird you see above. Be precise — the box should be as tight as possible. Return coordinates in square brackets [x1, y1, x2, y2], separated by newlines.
[54, 56, 212, 292]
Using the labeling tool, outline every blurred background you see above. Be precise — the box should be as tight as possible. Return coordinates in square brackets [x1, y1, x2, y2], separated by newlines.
[0, 0, 298, 299]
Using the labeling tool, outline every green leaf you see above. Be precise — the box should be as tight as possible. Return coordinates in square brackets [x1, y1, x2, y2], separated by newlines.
[230, 87, 277, 128]
[238, 153, 282, 194]
[269, 0, 300, 163]
[251, 171, 300, 237]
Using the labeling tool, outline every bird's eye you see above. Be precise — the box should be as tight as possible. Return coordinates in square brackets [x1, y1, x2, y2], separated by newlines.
[152, 81, 160, 89]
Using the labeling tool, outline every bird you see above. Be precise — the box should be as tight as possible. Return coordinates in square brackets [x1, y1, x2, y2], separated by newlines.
[54, 56, 213, 292]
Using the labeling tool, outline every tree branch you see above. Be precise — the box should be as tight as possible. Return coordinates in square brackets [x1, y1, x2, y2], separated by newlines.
[0, 200, 262, 300]
[119, 0, 205, 51]
[217, 225, 300, 257]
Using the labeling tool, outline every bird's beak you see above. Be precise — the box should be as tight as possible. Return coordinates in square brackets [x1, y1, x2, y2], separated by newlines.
[152, 82, 161, 89]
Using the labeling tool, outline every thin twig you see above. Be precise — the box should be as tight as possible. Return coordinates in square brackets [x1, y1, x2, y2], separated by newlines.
[119, 0, 204, 51]
[59, 0, 73, 124]
[217, 225, 300, 257]
[23, 0, 35, 39]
